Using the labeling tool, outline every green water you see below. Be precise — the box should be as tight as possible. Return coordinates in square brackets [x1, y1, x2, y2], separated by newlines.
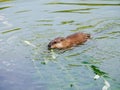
[0, 0, 120, 90]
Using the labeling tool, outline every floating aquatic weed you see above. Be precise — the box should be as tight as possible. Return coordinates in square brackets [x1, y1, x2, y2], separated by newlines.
[95, 36, 109, 39]
[102, 79, 110, 90]
[70, 83, 74, 87]
[0, 6, 11, 10]
[91, 65, 110, 90]
[50, 49, 57, 59]
[0, 0, 12, 2]
[94, 74, 100, 80]
[36, 20, 53, 22]
[24, 40, 36, 48]
[35, 24, 53, 26]
[66, 53, 80, 58]
[68, 56, 101, 68]
[108, 31, 120, 35]
[54, 8, 97, 14]
[1, 28, 21, 34]
[81, 58, 101, 65]
[41, 61, 47, 65]
[91, 65, 108, 77]
[47, 2, 120, 6]
[16, 10, 31, 13]
[61, 20, 74, 25]
[93, 73, 110, 90]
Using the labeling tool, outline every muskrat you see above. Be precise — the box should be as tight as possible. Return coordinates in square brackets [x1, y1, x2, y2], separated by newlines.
[48, 32, 90, 50]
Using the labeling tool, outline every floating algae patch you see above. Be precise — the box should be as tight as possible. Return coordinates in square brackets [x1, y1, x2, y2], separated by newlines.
[1, 28, 21, 34]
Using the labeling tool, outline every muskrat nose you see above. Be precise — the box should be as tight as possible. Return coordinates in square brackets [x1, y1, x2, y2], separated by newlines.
[87, 34, 91, 39]
[48, 44, 51, 50]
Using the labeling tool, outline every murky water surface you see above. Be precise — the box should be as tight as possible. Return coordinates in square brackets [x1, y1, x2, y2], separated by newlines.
[0, 0, 120, 90]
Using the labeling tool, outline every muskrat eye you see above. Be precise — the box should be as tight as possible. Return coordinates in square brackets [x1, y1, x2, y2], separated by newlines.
[61, 39, 64, 41]
[53, 41, 57, 44]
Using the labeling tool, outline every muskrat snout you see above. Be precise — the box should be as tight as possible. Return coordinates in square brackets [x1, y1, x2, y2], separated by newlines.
[48, 37, 65, 50]
[48, 43, 52, 50]
[87, 34, 91, 39]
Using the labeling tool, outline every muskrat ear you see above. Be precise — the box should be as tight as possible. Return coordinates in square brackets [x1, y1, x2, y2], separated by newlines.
[61, 37, 65, 41]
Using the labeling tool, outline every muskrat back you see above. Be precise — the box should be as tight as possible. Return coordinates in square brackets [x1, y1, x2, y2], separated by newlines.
[66, 32, 90, 44]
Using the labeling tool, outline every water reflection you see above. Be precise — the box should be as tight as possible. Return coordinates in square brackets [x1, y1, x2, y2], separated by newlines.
[0, 15, 13, 29]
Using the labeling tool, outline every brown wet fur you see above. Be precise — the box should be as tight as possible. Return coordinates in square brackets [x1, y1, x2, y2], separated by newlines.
[48, 32, 90, 49]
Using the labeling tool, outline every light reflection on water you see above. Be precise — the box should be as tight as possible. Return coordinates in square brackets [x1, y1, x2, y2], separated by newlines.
[0, 0, 120, 90]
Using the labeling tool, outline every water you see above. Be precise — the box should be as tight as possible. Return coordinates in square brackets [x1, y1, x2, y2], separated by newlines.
[0, 0, 120, 90]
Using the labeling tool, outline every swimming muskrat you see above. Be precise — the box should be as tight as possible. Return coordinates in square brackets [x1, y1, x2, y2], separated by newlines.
[48, 32, 90, 50]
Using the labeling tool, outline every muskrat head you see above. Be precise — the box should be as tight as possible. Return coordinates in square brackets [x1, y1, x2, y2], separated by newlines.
[48, 37, 65, 50]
